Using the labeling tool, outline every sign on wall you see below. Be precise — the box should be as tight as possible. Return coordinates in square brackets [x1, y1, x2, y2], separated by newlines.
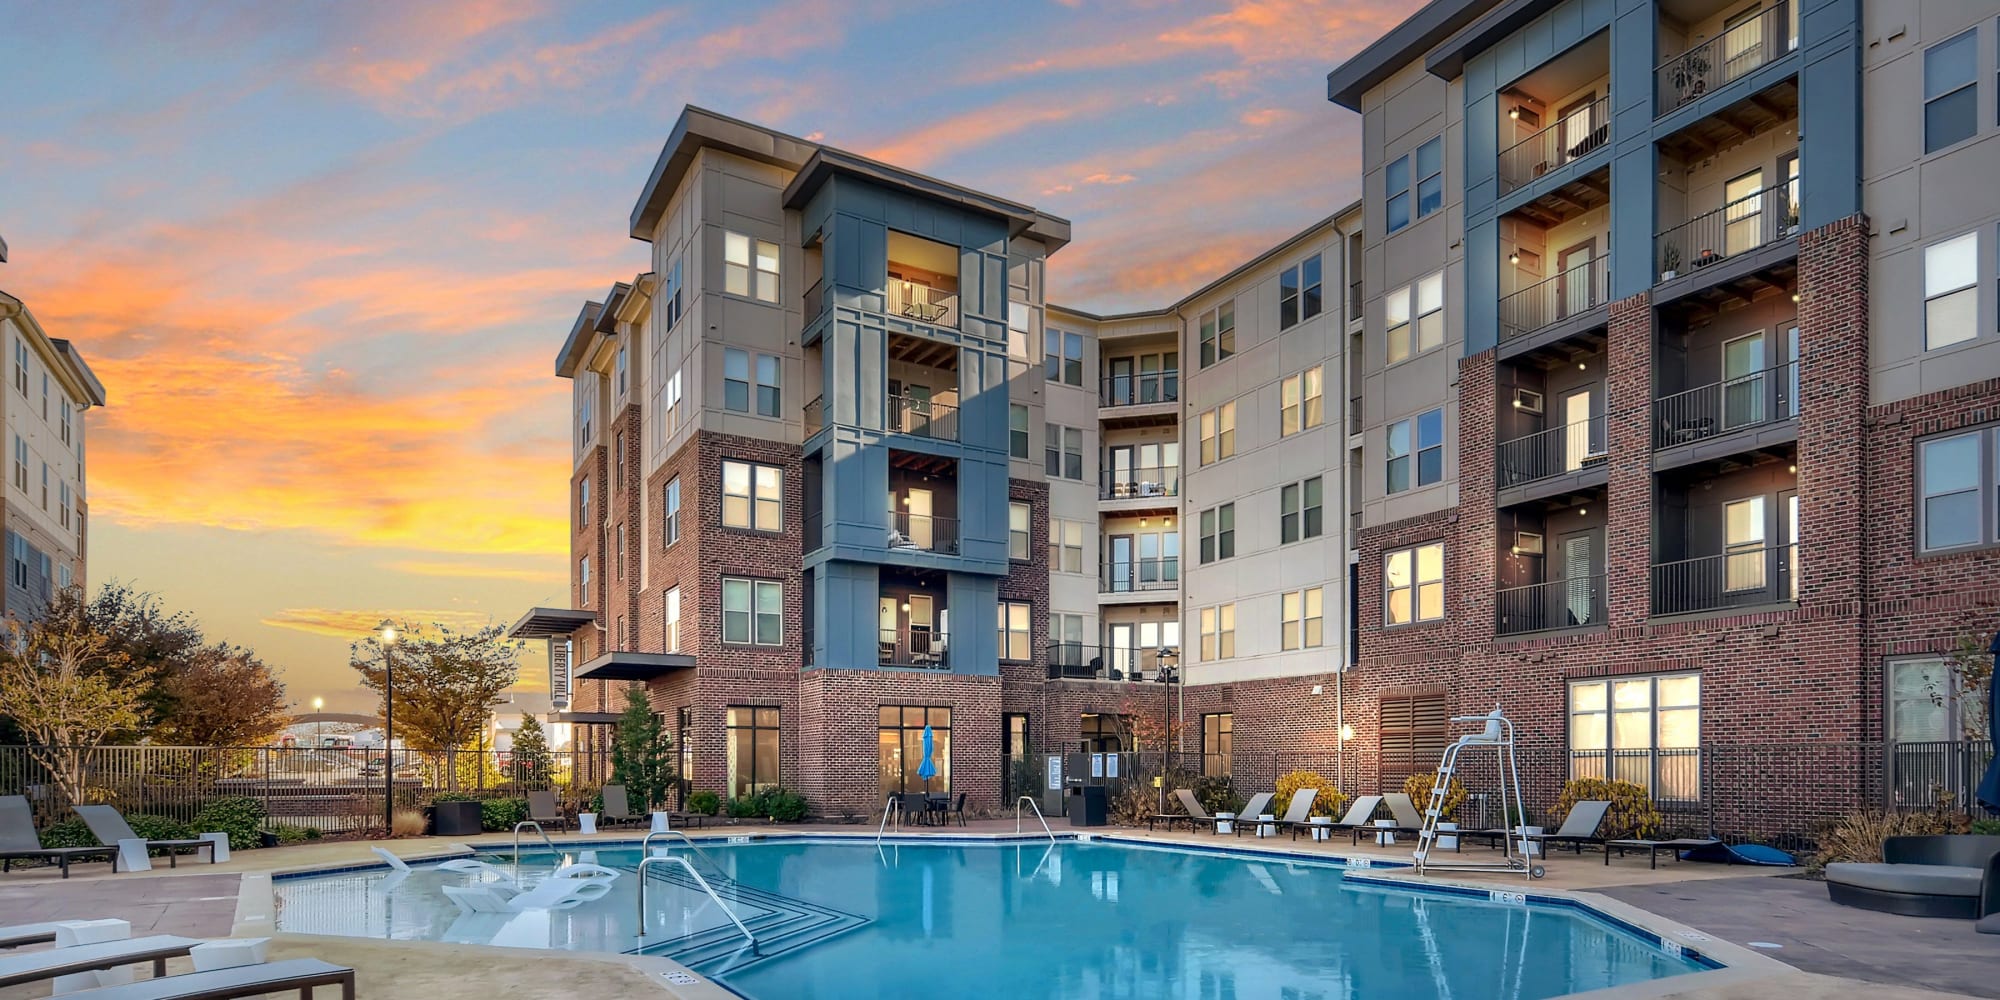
[549, 637, 572, 712]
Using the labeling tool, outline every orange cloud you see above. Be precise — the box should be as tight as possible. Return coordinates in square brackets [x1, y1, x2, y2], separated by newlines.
[864, 92, 1126, 172]
[262, 607, 509, 640]
[388, 560, 566, 584]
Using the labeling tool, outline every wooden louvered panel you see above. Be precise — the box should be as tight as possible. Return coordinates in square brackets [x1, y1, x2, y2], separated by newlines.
[1380, 693, 1450, 786]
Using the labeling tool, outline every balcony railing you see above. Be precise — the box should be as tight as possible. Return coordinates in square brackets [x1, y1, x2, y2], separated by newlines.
[879, 627, 949, 669]
[1496, 415, 1607, 488]
[804, 395, 825, 437]
[886, 280, 958, 326]
[888, 511, 959, 555]
[1655, 181, 1798, 282]
[1499, 94, 1611, 194]
[1099, 466, 1179, 501]
[1100, 557, 1179, 594]
[1348, 280, 1364, 321]
[1046, 643, 1179, 682]
[1500, 257, 1610, 342]
[1651, 542, 1797, 615]
[888, 394, 959, 442]
[803, 278, 825, 322]
[1495, 574, 1607, 636]
[1100, 371, 1180, 407]
[1655, 2, 1794, 117]
[1653, 360, 1799, 449]
[1348, 396, 1362, 436]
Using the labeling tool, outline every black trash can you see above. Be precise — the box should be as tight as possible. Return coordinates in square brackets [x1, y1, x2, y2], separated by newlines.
[431, 800, 483, 836]
[1068, 785, 1108, 827]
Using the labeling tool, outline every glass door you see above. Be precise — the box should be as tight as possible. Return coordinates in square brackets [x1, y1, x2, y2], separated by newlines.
[1108, 623, 1135, 678]
[1561, 530, 1600, 626]
[1784, 325, 1800, 417]
[1108, 446, 1135, 497]
[1109, 535, 1134, 592]
[1782, 491, 1799, 600]
[1561, 387, 1598, 471]
[1558, 241, 1594, 319]
[1722, 331, 1768, 429]
[1108, 358, 1134, 405]
[1724, 169, 1765, 255]
[905, 488, 933, 550]
[1723, 496, 1768, 592]
[1138, 533, 1160, 585]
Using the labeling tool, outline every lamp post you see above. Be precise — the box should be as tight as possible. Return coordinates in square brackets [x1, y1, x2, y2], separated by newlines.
[1155, 647, 1181, 815]
[380, 626, 397, 837]
[311, 697, 324, 750]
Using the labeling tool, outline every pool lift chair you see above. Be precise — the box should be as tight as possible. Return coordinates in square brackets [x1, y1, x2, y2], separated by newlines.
[1412, 707, 1545, 880]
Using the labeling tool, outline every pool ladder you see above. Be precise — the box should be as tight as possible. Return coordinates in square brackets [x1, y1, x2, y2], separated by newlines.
[1016, 796, 1056, 843]
[511, 821, 556, 860]
[642, 829, 728, 882]
[637, 854, 756, 949]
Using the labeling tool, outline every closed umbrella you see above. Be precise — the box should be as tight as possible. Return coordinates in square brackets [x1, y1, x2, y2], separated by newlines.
[917, 724, 938, 795]
[1979, 632, 2000, 815]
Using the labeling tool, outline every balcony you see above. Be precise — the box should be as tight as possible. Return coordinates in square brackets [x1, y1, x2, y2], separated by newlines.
[1651, 543, 1797, 616]
[1499, 95, 1610, 196]
[887, 280, 957, 327]
[1655, 2, 1794, 119]
[1655, 181, 1798, 286]
[1495, 575, 1606, 636]
[1099, 466, 1179, 502]
[1100, 558, 1179, 596]
[803, 278, 825, 324]
[1496, 416, 1607, 490]
[1653, 361, 1798, 452]
[1500, 257, 1609, 344]
[804, 395, 825, 437]
[1099, 371, 1179, 408]
[1046, 643, 1179, 682]
[887, 510, 959, 555]
[887, 394, 958, 442]
[879, 627, 948, 670]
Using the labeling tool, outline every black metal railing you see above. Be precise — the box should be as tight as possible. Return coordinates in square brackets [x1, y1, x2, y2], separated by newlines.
[1655, 2, 1793, 117]
[1099, 466, 1180, 500]
[1651, 542, 1797, 615]
[1495, 414, 1607, 487]
[804, 395, 825, 437]
[1500, 256, 1610, 341]
[1045, 643, 1179, 682]
[1099, 370, 1180, 407]
[887, 510, 959, 555]
[1348, 280, 1364, 321]
[887, 394, 959, 441]
[1653, 360, 1799, 449]
[1494, 574, 1607, 636]
[1100, 557, 1179, 593]
[879, 628, 949, 669]
[1568, 747, 1705, 807]
[1499, 94, 1611, 194]
[886, 280, 958, 326]
[803, 278, 825, 322]
[1655, 180, 1798, 281]
[1348, 395, 1362, 436]
[1890, 740, 1996, 810]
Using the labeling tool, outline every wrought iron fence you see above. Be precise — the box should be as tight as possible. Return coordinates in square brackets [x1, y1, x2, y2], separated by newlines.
[1651, 543, 1797, 615]
[1499, 94, 1611, 194]
[1499, 256, 1609, 341]
[1655, 2, 1793, 117]
[1653, 360, 1799, 448]
[1044, 643, 1178, 682]
[1494, 574, 1606, 636]
[887, 393, 958, 441]
[1495, 415, 1607, 487]
[1655, 181, 1798, 281]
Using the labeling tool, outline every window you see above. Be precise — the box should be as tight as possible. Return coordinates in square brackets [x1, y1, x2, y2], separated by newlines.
[1925, 232, 1978, 351]
[59, 401, 70, 445]
[1385, 542, 1444, 625]
[58, 483, 70, 530]
[39, 463, 46, 511]
[1415, 136, 1443, 219]
[1385, 135, 1442, 234]
[1568, 674, 1701, 801]
[1009, 501, 1031, 560]
[756, 354, 781, 416]
[725, 231, 780, 303]
[663, 587, 681, 652]
[1386, 409, 1443, 493]
[1280, 255, 1323, 330]
[1918, 427, 1997, 551]
[40, 373, 48, 420]
[677, 707, 694, 788]
[1280, 586, 1324, 650]
[722, 577, 783, 645]
[722, 460, 783, 531]
[12, 340, 24, 395]
[578, 556, 591, 605]
[9, 534, 25, 588]
[1924, 29, 1978, 154]
[1202, 713, 1233, 778]
[663, 368, 683, 436]
[1380, 692, 1448, 784]
[1198, 402, 1236, 465]
[663, 477, 682, 546]
[998, 601, 1031, 661]
[614, 346, 627, 398]
[1009, 405, 1030, 459]
[1052, 613, 1084, 658]
[576, 379, 593, 447]
[1007, 300, 1033, 362]
[1387, 272, 1444, 363]
[1723, 496, 1767, 590]
[11, 437, 23, 491]
[615, 523, 626, 579]
[880, 706, 952, 798]
[1049, 517, 1084, 573]
[1198, 503, 1235, 564]
[1280, 366, 1323, 436]
[1280, 477, 1323, 543]
[1045, 329, 1083, 386]
[1198, 300, 1235, 368]
[663, 257, 685, 330]
[725, 706, 780, 799]
[1198, 604, 1235, 661]
[1889, 657, 1980, 745]
[724, 348, 751, 412]
[577, 476, 591, 527]
[1045, 424, 1083, 479]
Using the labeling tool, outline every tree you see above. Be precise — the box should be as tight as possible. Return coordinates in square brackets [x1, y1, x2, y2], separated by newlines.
[1942, 629, 1996, 741]
[148, 645, 290, 747]
[0, 589, 148, 807]
[511, 714, 555, 790]
[610, 687, 675, 810]
[349, 620, 520, 790]
[80, 581, 206, 734]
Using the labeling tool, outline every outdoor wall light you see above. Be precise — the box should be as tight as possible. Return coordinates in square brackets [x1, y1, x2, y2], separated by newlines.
[1508, 250, 1520, 264]
[1508, 106, 1522, 119]
[1339, 724, 1355, 742]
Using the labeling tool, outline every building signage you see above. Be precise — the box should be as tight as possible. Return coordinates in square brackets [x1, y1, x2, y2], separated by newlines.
[1046, 755, 1062, 791]
[549, 637, 572, 712]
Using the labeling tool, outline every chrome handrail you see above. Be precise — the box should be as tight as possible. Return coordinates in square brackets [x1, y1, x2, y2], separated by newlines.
[642, 829, 725, 881]
[511, 821, 555, 861]
[1016, 795, 1055, 843]
[874, 796, 902, 845]
[637, 854, 755, 947]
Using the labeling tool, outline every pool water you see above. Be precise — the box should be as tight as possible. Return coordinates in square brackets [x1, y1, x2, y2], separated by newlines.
[273, 838, 1710, 999]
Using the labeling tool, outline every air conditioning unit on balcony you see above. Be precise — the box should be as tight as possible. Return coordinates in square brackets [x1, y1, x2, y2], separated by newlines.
[1512, 388, 1544, 415]
[1512, 531, 1545, 556]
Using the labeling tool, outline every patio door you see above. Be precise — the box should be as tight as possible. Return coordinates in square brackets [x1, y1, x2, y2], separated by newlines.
[1109, 445, 1135, 495]
[1560, 387, 1598, 471]
[1783, 325, 1800, 417]
[1560, 529, 1601, 626]
[904, 383, 932, 436]
[907, 594, 934, 657]
[1108, 623, 1136, 678]
[1109, 535, 1134, 592]
[1722, 331, 1768, 429]
[1724, 169, 1765, 256]
[878, 597, 898, 658]
[1558, 241, 1594, 319]
[1558, 94, 1599, 162]
[1138, 533, 1160, 585]
[905, 488, 933, 549]
[1781, 491, 1799, 600]
[1109, 357, 1134, 405]
[1723, 496, 1768, 592]
[1723, 3, 1764, 81]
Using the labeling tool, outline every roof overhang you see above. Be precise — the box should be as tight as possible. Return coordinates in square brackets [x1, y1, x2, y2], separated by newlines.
[574, 650, 697, 682]
[1426, 0, 1565, 81]
[548, 712, 620, 725]
[781, 147, 1071, 253]
[0, 293, 107, 407]
[629, 106, 819, 241]
[0, 232, 8, 262]
[508, 607, 598, 639]
[1326, 0, 1501, 110]
[593, 281, 633, 335]
[553, 301, 603, 379]
[50, 340, 106, 407]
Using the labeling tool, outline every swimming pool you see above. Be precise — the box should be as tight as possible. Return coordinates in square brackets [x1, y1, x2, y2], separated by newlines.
[273, 837, 1714, 998]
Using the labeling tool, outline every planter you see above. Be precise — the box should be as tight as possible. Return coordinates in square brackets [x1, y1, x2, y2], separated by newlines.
[1437, 821, 1459, 851]
[258, 831, 280, 849]
[1255, 813, 1277, 838]
[1375, 819, 1398, 846]
[1517, 825, 1544, 857]
[1215, 812, 1236, 835]
[578, 812, 599, 835]
[1660, 269, 1678, 281]
[431, 801, 483, 837]
[1308, 816, 1334, 843]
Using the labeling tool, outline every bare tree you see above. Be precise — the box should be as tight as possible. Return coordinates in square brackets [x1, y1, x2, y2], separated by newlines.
[0, 590, 148, 806]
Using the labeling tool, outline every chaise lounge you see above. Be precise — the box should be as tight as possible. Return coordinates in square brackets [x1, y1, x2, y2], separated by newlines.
[1, 796, 119, 878]
[73, 806, 215, 868]
[1825, 835, 2000, 920]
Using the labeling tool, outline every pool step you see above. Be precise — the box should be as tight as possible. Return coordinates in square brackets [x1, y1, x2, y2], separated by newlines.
[629, 864, 869, 973]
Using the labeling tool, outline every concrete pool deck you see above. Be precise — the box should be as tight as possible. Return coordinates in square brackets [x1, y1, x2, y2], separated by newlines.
[0, 821, 1988, 1000]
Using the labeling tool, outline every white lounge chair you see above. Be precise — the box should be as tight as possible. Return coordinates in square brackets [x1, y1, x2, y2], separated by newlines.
[441, 872, 614, 913]
[52, 958, 356, 999]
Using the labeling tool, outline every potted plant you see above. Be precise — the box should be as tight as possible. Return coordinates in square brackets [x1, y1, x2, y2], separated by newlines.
[1671, 50, 1710, 103]
[1782, 205, 1801, 236]
[1660, 243, 1681, 281]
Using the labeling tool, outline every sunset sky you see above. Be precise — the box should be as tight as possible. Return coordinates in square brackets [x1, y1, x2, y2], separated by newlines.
[0, 0, 1406, 714]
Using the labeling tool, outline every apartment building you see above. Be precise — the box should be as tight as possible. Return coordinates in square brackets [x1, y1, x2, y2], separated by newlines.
[0, 256, 104, 620]
[1326, 0, 2000, 835]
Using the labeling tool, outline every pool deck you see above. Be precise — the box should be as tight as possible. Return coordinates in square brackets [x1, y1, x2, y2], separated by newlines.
[0, 820, 1989, 1000]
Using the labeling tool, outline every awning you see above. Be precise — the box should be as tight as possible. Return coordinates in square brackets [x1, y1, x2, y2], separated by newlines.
[508, 607, 598, 639]
[549, 712, 621, 725]
[574, 650, 697, 682]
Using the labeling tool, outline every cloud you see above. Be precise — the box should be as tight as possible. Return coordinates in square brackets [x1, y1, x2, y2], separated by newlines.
[262, 607, 506, 640]
[862, 91, 1127, 172]
[388, 560, 566, 584]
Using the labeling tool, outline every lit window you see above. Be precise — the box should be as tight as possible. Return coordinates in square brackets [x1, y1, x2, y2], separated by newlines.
[1282, 587, 1324, 650]
[1568, 674, 1700, 800]
[722, 577, 783, 645]
[998, 601, 1031, 660]
[1387, 272, 1445, 364]
[1385, 542, 1444, 625]
[722, 459, 783, 531]
[664, 587, 681, 652]
[724, 231, 780, 302]
[1925, 232, 1978, 350]
[1199, 604, 1236, 660]
[1009, 502, 1031, 560]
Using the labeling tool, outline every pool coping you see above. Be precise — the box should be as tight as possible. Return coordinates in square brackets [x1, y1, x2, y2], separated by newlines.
[239, 830, 1797, 1000]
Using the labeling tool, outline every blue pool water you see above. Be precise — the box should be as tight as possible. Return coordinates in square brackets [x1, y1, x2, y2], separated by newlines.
[273, 838, 1711, 999]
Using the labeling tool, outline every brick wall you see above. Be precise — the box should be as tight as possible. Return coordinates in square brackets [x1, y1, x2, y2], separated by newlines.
[1603, 292, 1655, 629]
[798, 668, 1002, 816]
[606, 405, 644, 650]
[1002, 478, 1051, 673]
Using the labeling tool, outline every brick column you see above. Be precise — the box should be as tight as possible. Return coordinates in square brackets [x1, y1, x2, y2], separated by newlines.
[1603, 292, 1655, 628]
[1456, 350, 1497, 647]
[1795, 214, 1870, 610]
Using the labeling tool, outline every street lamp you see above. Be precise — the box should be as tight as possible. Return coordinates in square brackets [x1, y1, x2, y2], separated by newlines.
[380, 626, 397, 837]
[1155, 647, 1181, 814]
[311, 696, 324, 750]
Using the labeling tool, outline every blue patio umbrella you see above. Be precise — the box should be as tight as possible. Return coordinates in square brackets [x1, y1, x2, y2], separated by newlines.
[1978, 631, 2000, 815]
[917, 724, 938, 792]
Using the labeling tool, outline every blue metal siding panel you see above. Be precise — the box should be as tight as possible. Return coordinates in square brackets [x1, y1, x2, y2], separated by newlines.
[1465, 217, 1501, 354]
[947, 572, 1000, 676]
[1608, 3, 1659, 300]
[1798, 0, 1861, 226]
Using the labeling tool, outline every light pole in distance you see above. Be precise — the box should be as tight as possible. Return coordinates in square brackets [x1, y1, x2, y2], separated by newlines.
[311, 696, 324, 750]
[379, 626, 397, 837]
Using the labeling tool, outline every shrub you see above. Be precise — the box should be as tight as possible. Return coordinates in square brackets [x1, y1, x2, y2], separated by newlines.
[37, 818, 97, 849]
[726, 787, 810, 822]
[1109, 781, 1160, 827]
[687, 790, 721, 816]
[1402, 773, 1467, 823]
[1192, 775, 1243, 816]
[391, 809, 427, 837]
[40, 814, 195, 855]
[192, 797, 266, 852]
[1974, 818, 2000, 836]
[1271, 770, 1346, 819]
[1553, 778, 1660, 840]
[269, 824, 315, 845]
[478, 798, 530, 832]
[1811, 804, 1973, 873]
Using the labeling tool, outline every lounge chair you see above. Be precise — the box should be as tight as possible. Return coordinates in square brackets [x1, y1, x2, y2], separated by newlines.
[54, 957, 356, 1000]
[599, 785, 646, 828]
[1, 796, 119, 878]
[0, 935, 201, 989]
[1147, 789, 1210, 832]
[1233, 793, 1275, 833]
[1603, 836, 1722, 868]
[73, 806, 215, 868]
[442, 874, 612, 913]
[0, 923, 61, 950]
[1346, 792, 1425, 845]
[1826, 834, 2000, 919]
[525, 791, 569, 833]
[1258, 788, 1319, 838]
[1537, 800, 1612, 856]
[1307, 794, 1381, 842]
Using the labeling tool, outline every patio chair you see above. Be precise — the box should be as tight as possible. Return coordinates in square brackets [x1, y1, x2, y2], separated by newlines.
[1310, 794, 1382, 843]
[1537, 800, 1613, 856]
[598, 785, 645, 828]
[948, 793, 968, 827]
[0, 935, 202, 990]
[1148, 789, 1213, 833]
[1348, 792, 1423, 845]
[0, 923, 61, 950]
[72, 806, 215, 867]
[1232, 793, 1275, 834]
[53, 957, 357, 1000]
[898, 793, 931, 827]
[1259, 788, 1320, 838]
[525, 791, 569, 833]
[1, 796, 118, 878]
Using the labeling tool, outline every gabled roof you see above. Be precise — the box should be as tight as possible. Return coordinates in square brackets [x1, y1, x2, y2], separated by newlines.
[553, 301, 603, 379]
